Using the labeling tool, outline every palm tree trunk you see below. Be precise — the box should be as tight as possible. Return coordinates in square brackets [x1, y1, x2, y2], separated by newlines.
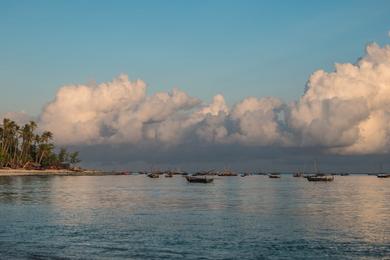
[38, 150, 45, 165]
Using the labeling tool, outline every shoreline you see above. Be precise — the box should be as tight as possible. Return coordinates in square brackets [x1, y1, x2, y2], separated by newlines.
[0, 168, 104, 177]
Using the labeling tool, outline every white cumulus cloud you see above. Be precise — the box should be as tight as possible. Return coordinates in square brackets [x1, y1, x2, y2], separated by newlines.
[38, 75, 287, 147]
[3, 42, 390, 157]
[288, 43, 390, 154]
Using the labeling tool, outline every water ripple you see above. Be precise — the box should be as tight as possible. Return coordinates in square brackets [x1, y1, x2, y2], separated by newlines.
[0, 175, 388, 259]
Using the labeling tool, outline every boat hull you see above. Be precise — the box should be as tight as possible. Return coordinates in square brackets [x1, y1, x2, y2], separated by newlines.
[307, 176, 334, 181]
[185, 176, 213, 183]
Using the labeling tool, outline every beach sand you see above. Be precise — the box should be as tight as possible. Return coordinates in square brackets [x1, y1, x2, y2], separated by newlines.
[0, 168, 103, 176]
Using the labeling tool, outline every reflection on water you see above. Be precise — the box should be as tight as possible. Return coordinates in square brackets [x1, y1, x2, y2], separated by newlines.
[0, 175, 389, 259]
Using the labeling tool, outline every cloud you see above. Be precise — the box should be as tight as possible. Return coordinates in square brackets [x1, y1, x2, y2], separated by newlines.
[229, 97, 290, 146]
[0, 111, 36, 125]
[288, 43, 390, 154]
[39, 74, 200, 145]
[3, 42, 390, 168]
[34, 42, 390, 155]
[39, 76, 289, 149]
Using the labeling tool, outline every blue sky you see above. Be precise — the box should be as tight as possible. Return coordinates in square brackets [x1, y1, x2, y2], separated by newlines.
[1, 0, 390, 115]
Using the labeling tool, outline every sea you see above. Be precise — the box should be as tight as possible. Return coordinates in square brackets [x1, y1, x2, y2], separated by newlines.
[0, 174, 388, 259]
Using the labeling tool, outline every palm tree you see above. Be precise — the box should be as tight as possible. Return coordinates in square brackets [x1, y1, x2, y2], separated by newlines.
[0, 118, 13, 166]
[0, 118, 81, 169]
[37, 131, 54, 165]
[2, 120, 20, 168]
[58, 147, 69, 164]
[69, 151, 81, 166]
[19, 121, 37, 167]
[33, 134, 41, 164]
[38, 143, 55, 166]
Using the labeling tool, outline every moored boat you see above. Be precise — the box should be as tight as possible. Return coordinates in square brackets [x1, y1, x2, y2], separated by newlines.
[254, 172, 268, 175]
[217, 170, 237, 176]
[306, 174, 334, 182]
[268, 174, 281, 179]
[147, 173, 159, 178]
[305, 160, 334, 181]
[377, 174, 390, 178]
[185, 176, 213, 183]
[193, 169, 216, 176]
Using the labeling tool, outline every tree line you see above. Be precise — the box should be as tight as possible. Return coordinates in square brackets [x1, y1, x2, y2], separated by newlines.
[0, 118, 80, 169]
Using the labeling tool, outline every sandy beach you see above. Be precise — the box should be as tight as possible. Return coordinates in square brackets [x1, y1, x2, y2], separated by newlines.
[0, 168, 103, 176]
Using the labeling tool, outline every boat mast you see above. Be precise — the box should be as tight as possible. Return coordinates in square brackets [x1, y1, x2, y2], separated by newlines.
[314, 159, 319, 174]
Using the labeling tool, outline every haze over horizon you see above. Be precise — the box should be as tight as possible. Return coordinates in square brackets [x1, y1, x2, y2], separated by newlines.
[2, 1, 390, 171]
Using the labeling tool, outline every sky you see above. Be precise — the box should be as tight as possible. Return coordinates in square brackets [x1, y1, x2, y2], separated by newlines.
[1, 1, 390, 171]
[1, 0, 390, 114]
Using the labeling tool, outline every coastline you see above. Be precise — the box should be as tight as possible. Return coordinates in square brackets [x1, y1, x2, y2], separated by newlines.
[0, 168, 104, 177]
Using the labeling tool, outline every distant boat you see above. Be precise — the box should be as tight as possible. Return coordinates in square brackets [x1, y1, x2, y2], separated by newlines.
[268, 174, 281, 179]
[165, 173, 173, 178]
[173, 170, 188, 176]
[294, 163, 306, 177]
[340, 173, 350, 176]
[254, 172, 267, 175]
[240, 173, 249, 177]
[217, 170, 237, 176]
[147, 173, 159, 178]
[113, 171, 132, 175]
[293, 172, 303, 177]
[307, 175, 334, 182]
[185, 176, 213, 183]
[306, 160, 334, 181]
[193, 169, 216, 176]
[376, 163, 390, 178]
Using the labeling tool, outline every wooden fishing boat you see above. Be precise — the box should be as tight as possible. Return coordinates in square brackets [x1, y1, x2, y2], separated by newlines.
[185, 176, 213, 183]
[268, 174, 281, 179]
[377, 174, 390, 178]
[193, 169, 217, 176]
[147, 173, 159, 178]
[254, 172, 267, 175]
[305, 160, 334, 181]
[217, 170, 237, 176]
[306, 175, 334, 181]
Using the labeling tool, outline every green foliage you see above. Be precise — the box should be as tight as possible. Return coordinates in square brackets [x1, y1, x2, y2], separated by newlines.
[0, 151, 4, 165]
[69, 151, 81, 165]
[0, 118, 81, 169]
[58, 148, 69, 164]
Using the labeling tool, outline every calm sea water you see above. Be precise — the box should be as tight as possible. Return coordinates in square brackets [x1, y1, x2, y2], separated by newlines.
[0, 175, 388, 259]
